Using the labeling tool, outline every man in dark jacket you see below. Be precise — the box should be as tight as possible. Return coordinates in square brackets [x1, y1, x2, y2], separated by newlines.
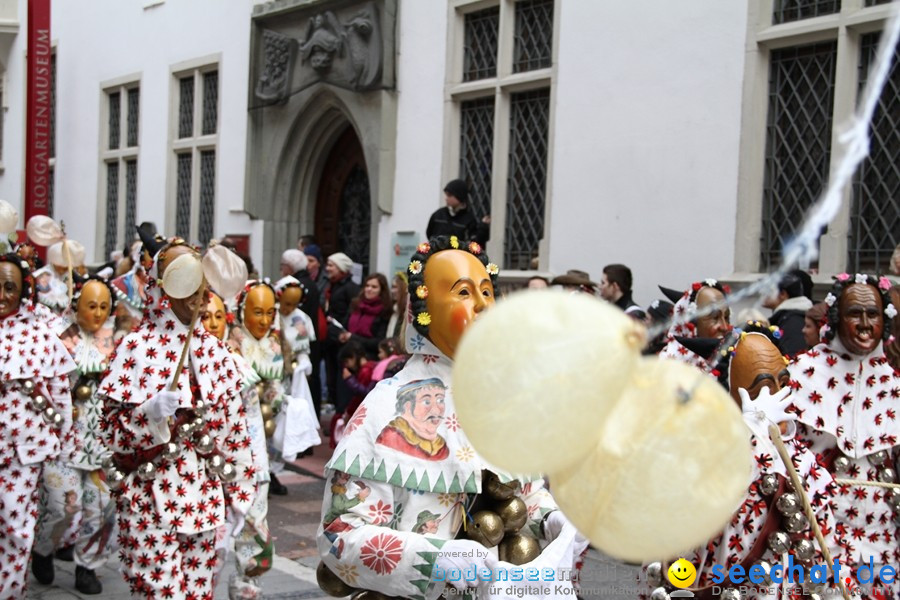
[425, 179, 491, 246]
[763, 269, 813, 356]
[599, 263, 645, 320]
[324, 253, 361, 407]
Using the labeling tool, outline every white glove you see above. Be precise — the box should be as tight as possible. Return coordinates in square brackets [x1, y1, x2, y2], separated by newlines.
[434, 539, 498, 590]
[227, 510, 246, 538]
[543, 510, 589, 552]
[143, 390, 181, 422]
[739, 386, 795, 426]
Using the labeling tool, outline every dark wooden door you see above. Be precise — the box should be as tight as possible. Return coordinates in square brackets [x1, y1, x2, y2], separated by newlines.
[314, 125, 371, 272]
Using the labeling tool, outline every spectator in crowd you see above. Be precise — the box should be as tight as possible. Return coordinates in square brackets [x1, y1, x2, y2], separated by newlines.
[885, 284, 899, 372]
[599, 263, 644, 319]
[642, 299, 674, 355]
[386, 272, 408, 340]
[298, 234, 318, 252]
[324, 253, 361, 406]
[550, 269, 597, 294]
[339, 273, 392, 359]
[425, 179, 490, 246]
[802, 302, 828, 350]
[763, 269, 813, 356]
[304, 243, 328, 306]
[527, 276, 549, 289]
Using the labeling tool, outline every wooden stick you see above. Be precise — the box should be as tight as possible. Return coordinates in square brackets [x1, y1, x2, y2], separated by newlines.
[834, 478, 900, 489]
[168, 283, 206, 393]
[768, 424, 850, 600]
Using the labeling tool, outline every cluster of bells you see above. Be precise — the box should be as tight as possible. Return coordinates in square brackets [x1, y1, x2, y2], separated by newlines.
[72, 376, 100, 421]
[256, 381, 280, 439]
[23, 379, 64, 428]
[648, 474, 824, 600]
[316, 472, 537, 599]
[100, 398, 237, 491]
[465, 471, 539, 565]
[835, 450, 900, 522]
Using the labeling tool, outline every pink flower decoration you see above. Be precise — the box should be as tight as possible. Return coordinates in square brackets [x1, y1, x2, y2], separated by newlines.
[836, 273, 850, 282]
[879, 276, 891, 291]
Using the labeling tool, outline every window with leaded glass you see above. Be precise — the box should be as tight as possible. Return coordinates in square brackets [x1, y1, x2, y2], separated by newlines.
[171, 64, 220, 244]
[463, 7, 499, 81]
[101, 81, 140, 259]
[760, 42, 836, 271]
[513, 0, 553, 73]
[772, 0, 840, 25]
[451, 1, 556, 270]
[849, 32, 899, 273]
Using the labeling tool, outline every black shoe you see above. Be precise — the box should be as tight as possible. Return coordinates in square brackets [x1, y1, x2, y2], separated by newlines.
[31, 552, 54, 585]
[268, 473, 288, 496]
[54, 545, 74, 562]
[75, 565, 102, 594]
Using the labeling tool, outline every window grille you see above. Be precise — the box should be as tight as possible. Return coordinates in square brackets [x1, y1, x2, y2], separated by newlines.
[513, 0, 553, 73]
[849, 32, 899, 273]
[105, 163, 119, 259]
[338, 165, 371, 269]
[108, 92, 121, 150]
[864, 0, 891, 6]
[125, 160, 138, 245]
[464, 7, 499, 82]
[772, 0, 840, 25]
[127, 88, 140, 147]
[178, 76, 194, 139]
[175, 153, 192, 240]
[198, 151, 216, 245]
[760, 42, 836, 271]
[459, 97, 495, 220]
[202, 71, 218, 136]
[505, 88, 549, 271]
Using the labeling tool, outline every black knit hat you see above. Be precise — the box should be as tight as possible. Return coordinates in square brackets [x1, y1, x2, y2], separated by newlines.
[443, 179, 469, 204]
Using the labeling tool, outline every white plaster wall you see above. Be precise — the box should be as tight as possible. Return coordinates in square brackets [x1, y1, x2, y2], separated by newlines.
[49, 0, 261, 264]
[0, 0, 30, 216]
[548, 1, 747, 306]
[374, 0, 447, 274]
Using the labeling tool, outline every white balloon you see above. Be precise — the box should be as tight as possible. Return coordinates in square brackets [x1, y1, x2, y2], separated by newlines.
[453, 290, 645, 475]
[162, 252, 204, 299]
[550, 357, 752, 562]
[0, 200, 18, 235]
[25, 215, 64, 246]
[202, 244, 247, 300]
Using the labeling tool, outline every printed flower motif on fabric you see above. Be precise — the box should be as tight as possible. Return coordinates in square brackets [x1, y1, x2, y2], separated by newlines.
[455, 446, 474, 462]
[422, 355, 439, 365]
[368, 500, 393, 525]
[445, 413, 459, 432]
[408, 335, 425, 351]
[359, 532, 403, 575]
[336, 563, 359, 585]
[343, 405, 367, 437]
[437, 492, 460, 508]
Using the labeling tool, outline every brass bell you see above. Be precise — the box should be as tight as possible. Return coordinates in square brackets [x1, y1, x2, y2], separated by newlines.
[483, 471, 518, 500]
[107, 469, 126, 491]
[192, 417, 205, 432]
[207, 454, 226, 474]
[783, 512, 809, 533]
[887, 490, 900, 509]
[193, 399, 207, 415]
[22, 379, 35, 395]
[31, 395, 47, 412]
[72, 405, 80, 421]
[758, 473, 778, 496]
[136, 462, 157, 480]
[869, 450, 889, 466]
[793, 539, 815, 562]
[316, 561, 355, 597]
[264, 418, 276, 438]
[176, 422, 194, 440]
[767, 531, 790, 554]
[75, 385, 92, 401]
[42, 406, 57, 424]
[646, 562, 663, 587]
[833, 455, 850, 475]
[195, 433, 215, 455]
[498, 534, 540, 565]
[466, 510, 504, 548]
[650, 588, 670, 600]
[260, 403, 274, 421]
[255, 382, 265, 398]
[162, 442, 180, 460]
[218, 462, 237, 482]
[878, 468, 896, 483]
[496, 497, 528, 533]
[775, 493, 801, 515]
[755, 560, 773, 584]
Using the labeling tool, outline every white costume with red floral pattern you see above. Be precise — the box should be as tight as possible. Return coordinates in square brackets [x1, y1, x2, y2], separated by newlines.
[789, 338, 900, 592]
[660, 293, 710, 370]
[0, 304, 76, 598]
[99, 298, 257, 599]
[317, 331, 567, 600]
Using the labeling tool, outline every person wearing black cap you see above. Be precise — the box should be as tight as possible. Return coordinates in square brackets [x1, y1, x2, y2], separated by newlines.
[762, 269, 813, 356]
[425, 179, 490, 246]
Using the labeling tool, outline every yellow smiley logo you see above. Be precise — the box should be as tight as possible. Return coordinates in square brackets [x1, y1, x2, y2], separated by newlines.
[667, 558, 697, 588]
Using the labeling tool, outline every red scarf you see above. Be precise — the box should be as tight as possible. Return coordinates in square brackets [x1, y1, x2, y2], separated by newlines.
[348, 297, 384, 338]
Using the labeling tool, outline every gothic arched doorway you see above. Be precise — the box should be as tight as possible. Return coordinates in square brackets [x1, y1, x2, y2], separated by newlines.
[315, 125, 371, 272]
